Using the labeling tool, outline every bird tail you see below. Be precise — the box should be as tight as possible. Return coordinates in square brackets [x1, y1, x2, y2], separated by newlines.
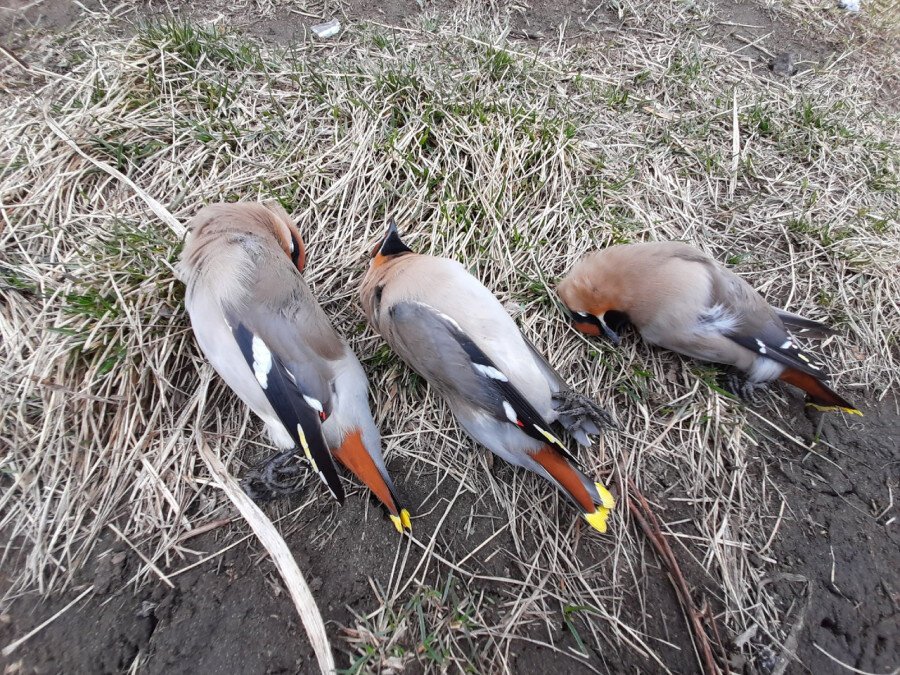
[773, 309, 836, 336]
[530, 445, 615, 533]
[332, 429, 411, 533]
[778, 367, 862, 415]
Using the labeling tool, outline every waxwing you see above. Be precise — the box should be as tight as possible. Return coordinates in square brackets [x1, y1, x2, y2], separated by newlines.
[359, 223, 617, 533]
[558, 241, 860, 415]
[177, 203, 411, 532]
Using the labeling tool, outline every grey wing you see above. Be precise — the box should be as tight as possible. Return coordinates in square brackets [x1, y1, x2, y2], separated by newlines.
[520, 333, 568, 393]
[710, 270, 831, 379]
[772, 308, 835, 336]
[226, 314, 344, 502]
[386, 301, 578, 462]
[239, 301, 337, 416]
[385, 301, 506, 412]
[226, 286, 348, 500]
[726, 314, 831, 379]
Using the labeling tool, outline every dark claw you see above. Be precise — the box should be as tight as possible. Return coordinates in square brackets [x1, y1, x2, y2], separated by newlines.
[240, 449, 309, 502]
[552, 389, 618, 432]
[720, 368, 768, 405]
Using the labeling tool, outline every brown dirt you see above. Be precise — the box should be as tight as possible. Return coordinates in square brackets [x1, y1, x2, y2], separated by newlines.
[3, 392, 897, 674]
[766, 394, 900, 674]
[1, 1, 897, 674]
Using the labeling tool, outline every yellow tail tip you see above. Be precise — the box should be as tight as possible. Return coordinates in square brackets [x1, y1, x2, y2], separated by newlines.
[806, 402, 863, 416]
[584, 507, 611, 533]
[390, 509, 412, 533]
[594, 482, 616, 509]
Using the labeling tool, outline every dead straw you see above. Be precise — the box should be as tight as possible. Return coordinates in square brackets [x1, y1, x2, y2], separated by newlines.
[198, 440, 335, 675]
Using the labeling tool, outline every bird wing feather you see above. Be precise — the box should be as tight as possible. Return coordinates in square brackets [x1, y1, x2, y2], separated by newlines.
[227, 317, 344, 503]
[225, 309, 345, 502]
[387, 301, 578, 463]
[725, 317, 831, 380]
[772, 308, 835, 336]
[704, 265, 833, 379]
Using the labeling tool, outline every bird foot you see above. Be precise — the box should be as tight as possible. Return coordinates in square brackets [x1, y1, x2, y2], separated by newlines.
[720, 369, 768, 405]
[552, 389, 618, 436]
[240, 449, 309, 501]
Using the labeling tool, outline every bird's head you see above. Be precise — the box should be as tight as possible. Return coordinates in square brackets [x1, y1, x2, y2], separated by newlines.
[267, 206, 306, 273]
[557, 261, 625, 345]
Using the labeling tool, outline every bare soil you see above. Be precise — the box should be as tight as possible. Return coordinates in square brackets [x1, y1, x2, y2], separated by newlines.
[1, 1, 897, 674]
[3, 393, 897, 673]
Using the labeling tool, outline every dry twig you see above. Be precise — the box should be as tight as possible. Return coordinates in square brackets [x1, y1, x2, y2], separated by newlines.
[620, 476, 731, 675]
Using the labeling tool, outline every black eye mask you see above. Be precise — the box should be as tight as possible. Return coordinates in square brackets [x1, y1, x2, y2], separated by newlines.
[289, 232, 302, 269]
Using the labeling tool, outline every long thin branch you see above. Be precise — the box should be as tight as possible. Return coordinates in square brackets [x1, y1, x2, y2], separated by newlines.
[621, 477, 730, 675]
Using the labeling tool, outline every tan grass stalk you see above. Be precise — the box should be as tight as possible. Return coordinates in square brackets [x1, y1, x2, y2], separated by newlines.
[198, 440, 335, 675]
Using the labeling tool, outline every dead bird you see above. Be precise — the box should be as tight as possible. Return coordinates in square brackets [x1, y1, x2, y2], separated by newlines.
[177, 202, 410, 532]
[359, 223, 617, 533]
[557, 241, 860, 415]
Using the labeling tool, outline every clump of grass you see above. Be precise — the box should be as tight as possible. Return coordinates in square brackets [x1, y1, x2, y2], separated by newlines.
[0, 3, 898, 674]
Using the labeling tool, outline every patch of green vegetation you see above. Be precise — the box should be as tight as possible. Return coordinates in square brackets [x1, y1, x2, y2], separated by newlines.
[480, 45, 516, 82]
[0, 266, 39, 294]
[631, 366, 654, 379]
[725, 252, 750, 266]
[693, 365, 738, 402]
[64, 290, 120, 320]
[563, 604, 601, 657]
[743, 103, 777, 137]
[602, 202, 644, 240]
[666, 49, 708, 85]
[816, 289, 835, 308]
[616, 384, 644, 403]
[345, 574, 483, 673]
[604, 84, 630, 110]
[362, 344, 397, 369]
[88, 220, 180, 283]
[794, 98, 849, 135]
[372, 32, 392, 51]
[863, 146, 900, 192]
[64, 339, 130, 380]
[786, 216, 851, 248]
[696, 147, 722, 173]
[511, 272, 554, 308]
[855, 207, 895, 235]
[137, 18, 264, 71]
[89, 135, 166, 174]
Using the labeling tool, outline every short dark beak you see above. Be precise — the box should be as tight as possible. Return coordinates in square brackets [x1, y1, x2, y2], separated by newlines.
[566, 309, 621, 346]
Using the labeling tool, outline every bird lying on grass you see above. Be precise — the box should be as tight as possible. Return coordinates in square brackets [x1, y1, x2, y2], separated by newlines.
[359, 222, 617, 533]
[177, 203, 411, 532]
[557, 241, 861, 415]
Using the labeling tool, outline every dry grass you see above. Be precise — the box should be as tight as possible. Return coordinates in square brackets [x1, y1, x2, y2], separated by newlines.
[1, 1, 898, 672]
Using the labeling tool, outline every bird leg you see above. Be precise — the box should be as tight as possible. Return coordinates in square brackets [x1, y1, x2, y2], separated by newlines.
[552, 388, 618, 435]
[240, 449, 309, 501]
[719, 368, 768, 405]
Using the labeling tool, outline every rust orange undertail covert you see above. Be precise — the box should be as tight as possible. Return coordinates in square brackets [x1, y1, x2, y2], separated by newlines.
[558, 241, 861, 415]
[778, 368, 858, 414]
[332, 429, 410, 532]
[361, 222, 618, 534]
[177, 203, 410, 533]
